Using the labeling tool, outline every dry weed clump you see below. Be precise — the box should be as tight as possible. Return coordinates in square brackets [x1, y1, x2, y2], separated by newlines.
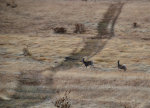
[6, 0, 17, 8]
[53, 27, 67, 34]
[74, 23, 85, 34]
[133, 22, 137, 28]
[23, 46, 32, 56]
[133, 22, 140, 28]
[52, 90, 71, 108]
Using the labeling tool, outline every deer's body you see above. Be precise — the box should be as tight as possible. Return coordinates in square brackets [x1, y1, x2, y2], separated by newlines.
[118, 60, 127, 71]
[82, 58, 93, 68]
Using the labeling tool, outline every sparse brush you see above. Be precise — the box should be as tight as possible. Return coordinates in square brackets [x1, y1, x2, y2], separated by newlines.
[23, 46, 32, 56]
[53, 27, 67, 34]
[6, 0, 17, 8]
[74, 23, 85, 34]
[133, 22, 140, 28]
[52, 90, 71, 108]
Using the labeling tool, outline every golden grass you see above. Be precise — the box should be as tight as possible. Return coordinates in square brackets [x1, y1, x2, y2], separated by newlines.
[54, 68, 150, 80]
[1, 0, 150, 108]
[92, 37, 150, 68]
[91, 1, 150, 71]
[115, 1, 150, 38]
[0, 34, 83, 63]
[51, 67, 150, 108]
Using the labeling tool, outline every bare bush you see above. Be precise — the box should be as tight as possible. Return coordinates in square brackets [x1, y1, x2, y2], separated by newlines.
[133, 22, 138, 28]
[23, 46, 32, 56]
[6, 0, 17, 8]
[53, 27, 67, 34]
[74, 23, 85, 34]
[52, 90, 71, 108]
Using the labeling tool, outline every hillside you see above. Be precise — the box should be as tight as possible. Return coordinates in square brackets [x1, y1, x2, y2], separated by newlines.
[0, 0, 150, 108]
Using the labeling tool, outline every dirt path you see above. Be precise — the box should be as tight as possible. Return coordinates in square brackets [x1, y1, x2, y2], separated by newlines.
[52, 2, 124, 71]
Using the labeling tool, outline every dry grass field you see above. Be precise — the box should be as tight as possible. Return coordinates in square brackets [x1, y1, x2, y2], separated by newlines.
[0, 0, 150, 108]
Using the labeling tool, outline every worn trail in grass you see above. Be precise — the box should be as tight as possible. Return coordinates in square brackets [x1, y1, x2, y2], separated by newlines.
[52, 3, 124, 71]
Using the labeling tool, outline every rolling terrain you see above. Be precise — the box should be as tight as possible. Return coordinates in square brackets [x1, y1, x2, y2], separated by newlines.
[0, 0, 150, 108]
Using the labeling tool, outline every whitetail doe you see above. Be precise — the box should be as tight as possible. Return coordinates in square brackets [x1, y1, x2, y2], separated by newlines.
[82, 58, 93, 68]
[117, 60, 127, 71]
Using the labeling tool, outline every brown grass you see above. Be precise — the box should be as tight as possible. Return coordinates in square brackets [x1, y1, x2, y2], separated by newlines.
[0, 0, 150, 108]
[0, 72, 19, 100]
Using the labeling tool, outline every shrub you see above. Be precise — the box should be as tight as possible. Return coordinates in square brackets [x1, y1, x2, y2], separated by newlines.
[52, 90, 71, 108]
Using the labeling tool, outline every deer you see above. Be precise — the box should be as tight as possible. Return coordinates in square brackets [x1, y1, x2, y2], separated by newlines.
[117, 60, 127, 71]
[82, 58, 93, 68]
